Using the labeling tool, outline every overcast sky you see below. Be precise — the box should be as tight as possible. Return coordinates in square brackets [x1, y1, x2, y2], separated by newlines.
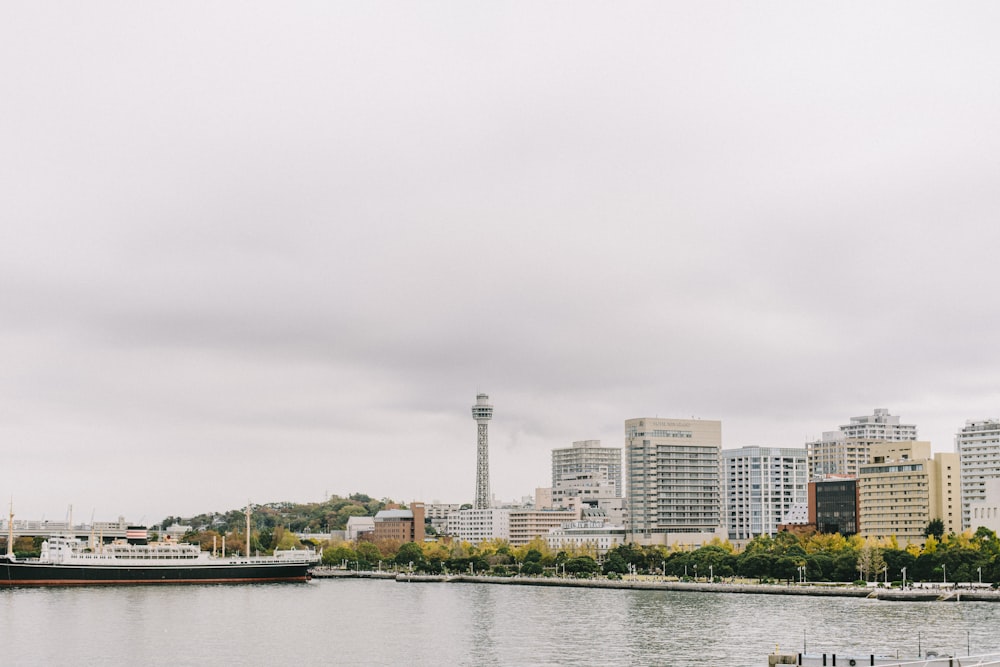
[3, 2, 1000, 523]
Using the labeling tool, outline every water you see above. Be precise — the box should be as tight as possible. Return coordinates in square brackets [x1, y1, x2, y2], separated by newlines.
[2, 579, 999, 666]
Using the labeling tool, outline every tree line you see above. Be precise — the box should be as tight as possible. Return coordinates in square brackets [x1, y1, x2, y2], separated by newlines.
[316, 526, 1000, 586]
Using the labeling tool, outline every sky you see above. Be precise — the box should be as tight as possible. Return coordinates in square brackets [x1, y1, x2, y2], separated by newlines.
[3, 2, 1000, 524]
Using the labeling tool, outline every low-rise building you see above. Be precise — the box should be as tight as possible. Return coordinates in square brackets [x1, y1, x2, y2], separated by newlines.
[346, 516, 375, 542]
[508, 508, 579, 547]
[448, 508, 511, 544]
[546, 520, 626, 555]
[373, 502, 425, 543]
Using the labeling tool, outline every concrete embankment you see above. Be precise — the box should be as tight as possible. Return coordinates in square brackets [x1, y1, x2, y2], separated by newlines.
[312, 568, 1000, 602]
[310, 567, 396, 580]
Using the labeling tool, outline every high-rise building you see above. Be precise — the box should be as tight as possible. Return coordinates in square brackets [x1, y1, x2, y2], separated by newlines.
[551, 440, 622, 498]
[625, 417, 722, 542]
[956, 419, 1000, 530]
[722, 446, 807, 540]
[471, 393, 493, 509]
[807, 408, 918, 480]
[857, 441, 959, 546]
[841, 408, 918, 441]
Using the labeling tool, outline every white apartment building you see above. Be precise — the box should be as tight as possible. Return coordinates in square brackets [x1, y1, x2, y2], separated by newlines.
[841, 408, 918, 441]
[722, 446, 807, 540]
[969, 479, 1000, 535]
[448, 508, 510, 544]
[552, 440, 622, 498]
[807, 408, 918, 480]
[423, 503, 463, 535]
[625, 417, 723, 542]
[956, 419, 1000, 530]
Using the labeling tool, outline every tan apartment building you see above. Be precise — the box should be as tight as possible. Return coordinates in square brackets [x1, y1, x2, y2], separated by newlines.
[858, 443, 958, 546]
[507, 508, 579, 547]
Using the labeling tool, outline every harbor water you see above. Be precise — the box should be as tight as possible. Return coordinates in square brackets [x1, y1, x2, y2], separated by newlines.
[3, 578, 999, 666]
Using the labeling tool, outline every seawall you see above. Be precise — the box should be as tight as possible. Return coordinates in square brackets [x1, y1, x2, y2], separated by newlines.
[313, 569, 1000, 602]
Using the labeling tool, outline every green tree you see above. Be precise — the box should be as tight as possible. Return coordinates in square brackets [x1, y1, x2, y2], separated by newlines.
[355, 541, 382, 568]
[322, 543, 357, 566]
[396, 542, 425, 570]
[565, 556, 600, 576]
[925, 519, 945, 539]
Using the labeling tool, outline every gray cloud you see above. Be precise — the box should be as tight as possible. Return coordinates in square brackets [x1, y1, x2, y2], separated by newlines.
[3, 3, 1000, 520]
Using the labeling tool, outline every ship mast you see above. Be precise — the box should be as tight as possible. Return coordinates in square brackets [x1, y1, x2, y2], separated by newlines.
[6, 499, 14, 559]
[245, 502, 251, 557]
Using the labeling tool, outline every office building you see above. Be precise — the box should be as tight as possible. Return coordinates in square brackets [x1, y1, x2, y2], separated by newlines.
[808, 476, 858, 536]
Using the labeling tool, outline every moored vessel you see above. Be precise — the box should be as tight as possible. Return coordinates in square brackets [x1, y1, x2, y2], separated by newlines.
[1, 504, 319, 586]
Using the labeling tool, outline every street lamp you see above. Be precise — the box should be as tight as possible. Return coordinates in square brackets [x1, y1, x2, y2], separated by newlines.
[709, 565, 713, 583]
[693, 564, 698, 582]
[901, 566, 907, 590]
[883, 566, 888, 586]
[662, 559, 666, 582]
[978, 566, 983, 584]
[942, 563, 947, 585]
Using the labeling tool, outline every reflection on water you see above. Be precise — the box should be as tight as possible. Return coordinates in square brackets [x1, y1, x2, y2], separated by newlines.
[3, 580, 1000, 666]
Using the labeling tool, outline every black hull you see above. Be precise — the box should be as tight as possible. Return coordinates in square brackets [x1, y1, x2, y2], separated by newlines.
[0, 558, 313, 586]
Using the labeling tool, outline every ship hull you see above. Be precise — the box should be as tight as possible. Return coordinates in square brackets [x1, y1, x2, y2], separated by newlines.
[0, 558, 313, 586]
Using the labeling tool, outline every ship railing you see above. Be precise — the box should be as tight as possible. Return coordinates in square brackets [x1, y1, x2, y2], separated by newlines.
[792, 654, 1000, 667]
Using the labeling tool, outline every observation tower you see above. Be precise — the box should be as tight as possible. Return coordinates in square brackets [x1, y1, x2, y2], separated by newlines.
[471, 393, 494, 509]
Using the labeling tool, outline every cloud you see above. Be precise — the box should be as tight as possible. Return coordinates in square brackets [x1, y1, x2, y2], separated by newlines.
[2, 2, 1000, 519]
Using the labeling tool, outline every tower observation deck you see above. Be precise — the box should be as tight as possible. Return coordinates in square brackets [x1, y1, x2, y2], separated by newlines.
[472, 393, 494, 509]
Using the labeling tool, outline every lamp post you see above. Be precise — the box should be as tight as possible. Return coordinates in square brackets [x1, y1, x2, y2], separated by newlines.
[709, 565, 714, 583]
[901, 566, 907, 590]
[978, 566, 983, 585]
[693, 564, 698, 582]
[883, 566, 888, 586]
[662, 559, 666, 582]
[942, 563, 947, 585]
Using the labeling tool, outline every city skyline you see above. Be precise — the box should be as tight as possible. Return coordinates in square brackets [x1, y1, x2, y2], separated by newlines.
[4, 3, 1000, 521]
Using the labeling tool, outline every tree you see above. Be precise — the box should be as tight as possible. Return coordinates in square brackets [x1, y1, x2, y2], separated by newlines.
[322, 543, 357, 566]
[355, 541, 382, 568]
[395, 541, 425, 569]
[925, 519, 945, 540]
[564, 556, 600, 576]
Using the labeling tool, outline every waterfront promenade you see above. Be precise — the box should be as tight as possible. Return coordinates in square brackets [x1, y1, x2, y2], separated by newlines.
[311, 567, 1000, 601]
